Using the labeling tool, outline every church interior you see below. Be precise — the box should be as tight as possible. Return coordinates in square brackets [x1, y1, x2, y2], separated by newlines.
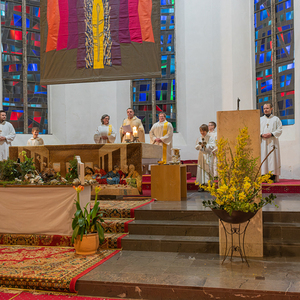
[1, 0, 300, 299]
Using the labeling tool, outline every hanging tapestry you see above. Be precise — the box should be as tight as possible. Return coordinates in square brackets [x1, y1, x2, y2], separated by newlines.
[40, 0, 161, 84]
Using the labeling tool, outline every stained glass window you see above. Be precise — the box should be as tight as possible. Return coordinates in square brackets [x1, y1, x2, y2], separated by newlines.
[255, 0, 294, 125]
[1, 0, 48, 134]
[132, 0, 176, 133]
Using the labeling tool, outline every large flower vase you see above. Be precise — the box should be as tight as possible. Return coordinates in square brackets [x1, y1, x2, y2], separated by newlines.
[212, 209, 259, 266]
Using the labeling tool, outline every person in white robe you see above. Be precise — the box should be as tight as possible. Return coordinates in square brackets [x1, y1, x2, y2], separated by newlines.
[27, 127, 44, 146]
[119, 108, 145, 143]
[260, 103, 282, 182]
[208, 121, 218, 177]
[0, 110, 16, 161]
[195, 124, 215, 191]
[149, 112, 173, 163]
[94, 114, 116, 144]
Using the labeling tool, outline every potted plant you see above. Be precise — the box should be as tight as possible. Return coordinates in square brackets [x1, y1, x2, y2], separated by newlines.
[72, 185, 105, 255]
[199, 127, 276, 223]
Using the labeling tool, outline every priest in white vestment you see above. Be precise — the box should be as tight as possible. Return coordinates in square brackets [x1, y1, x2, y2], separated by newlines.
[260, 103, 282, 182]
[149, 112, 173, 163]
[119, 108, 145, 143]
[94, 114, 116, 144]
[0, 110, 16, 161]
[195, 124, 215, 190]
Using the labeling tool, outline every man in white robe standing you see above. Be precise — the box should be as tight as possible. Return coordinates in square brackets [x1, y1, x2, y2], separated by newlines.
[0, 110, 16, 161]
[260, 103, 282, 182]
[119, 108, 145, 143]
[149, 112, 173, 163]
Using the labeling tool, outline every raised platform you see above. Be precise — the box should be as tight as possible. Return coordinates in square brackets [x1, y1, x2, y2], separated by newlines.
[76, 192, 300, 299]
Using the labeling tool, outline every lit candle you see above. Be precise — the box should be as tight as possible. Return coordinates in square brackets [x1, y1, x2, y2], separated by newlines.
[125, 132, 131, 140]
[133, 126, 138, 137]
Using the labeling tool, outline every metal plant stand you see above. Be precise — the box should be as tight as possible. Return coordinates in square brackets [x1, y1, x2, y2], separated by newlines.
[220, 219, 252, 267]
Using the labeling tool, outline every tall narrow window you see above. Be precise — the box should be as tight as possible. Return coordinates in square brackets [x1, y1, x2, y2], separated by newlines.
[1, 0, 48, 133]
[132, 0, 176, 133]
[255, 0, 294, 125]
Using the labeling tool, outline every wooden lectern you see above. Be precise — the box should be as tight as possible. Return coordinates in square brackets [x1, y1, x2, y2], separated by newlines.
[217, 110, 263, 257]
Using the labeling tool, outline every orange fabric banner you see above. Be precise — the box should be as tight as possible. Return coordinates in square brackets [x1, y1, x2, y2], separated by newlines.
[138, 0, 154, 42]
[46, 0, 60, 52]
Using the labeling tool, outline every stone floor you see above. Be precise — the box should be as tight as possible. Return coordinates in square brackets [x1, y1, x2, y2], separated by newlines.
[77, 192, 300, 299]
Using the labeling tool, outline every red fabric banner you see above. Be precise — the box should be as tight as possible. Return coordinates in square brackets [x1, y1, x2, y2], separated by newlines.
[46, 0, 60, 52]
[128, 0, 143, 43]
[56, 0, 69, 51]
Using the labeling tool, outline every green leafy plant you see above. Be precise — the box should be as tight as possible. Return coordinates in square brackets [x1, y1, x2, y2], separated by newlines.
[0, 158, 20, 181]
[65, 156, 78, 182]
[71, 186, 104, 244]
[19, 151, 35, 179]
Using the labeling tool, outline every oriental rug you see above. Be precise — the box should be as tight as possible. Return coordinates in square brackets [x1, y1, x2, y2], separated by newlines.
[0, 245, 119, 293]
[0, 290, 122, 299]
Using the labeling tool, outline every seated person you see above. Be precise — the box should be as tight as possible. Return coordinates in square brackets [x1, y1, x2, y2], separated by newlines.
[118, 164, 128, 185]
[84, 166, 94, 181]
[27, 127, 44, 146]
[101, 165, 120, 184]
[126, 164, 142, 192]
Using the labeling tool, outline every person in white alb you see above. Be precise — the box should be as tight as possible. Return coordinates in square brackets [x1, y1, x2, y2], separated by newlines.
[260, 103, 282, 182]
[195, 124, 215, 191]
[27, 127, 44, 146]
[119, 108, 145, 143]
[149, 112, 173, 163]
[0, 110, 16, 161]
[208, 121, 218, 177]
[94, 114, 116, 144]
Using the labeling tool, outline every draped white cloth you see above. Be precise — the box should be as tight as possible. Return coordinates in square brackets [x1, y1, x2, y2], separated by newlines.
[260, 115, 282, 175]
[149, 120, 173, 162]
[119, 116, 145, 143]
[208, 130, 218, 177]
[27, 137, 44, 146]
[195, 134, 215, 184]
[0, 121, 16, 161]
[94, 124, 116, 144]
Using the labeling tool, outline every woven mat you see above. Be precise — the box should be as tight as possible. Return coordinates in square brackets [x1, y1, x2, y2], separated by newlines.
[0, 245, 119, 293]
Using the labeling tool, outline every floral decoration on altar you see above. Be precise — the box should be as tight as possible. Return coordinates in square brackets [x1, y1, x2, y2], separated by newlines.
[199, 127, 277, 215]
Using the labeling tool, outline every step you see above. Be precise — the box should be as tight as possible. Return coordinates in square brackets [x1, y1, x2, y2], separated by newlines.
[134, 209, 219, 222]
[128, 220, 219, 236]
[121, 234, 219, 253]
[263, 222, 300, 241]
[264, 238, 300, 256]
[263, 211, 300, 223]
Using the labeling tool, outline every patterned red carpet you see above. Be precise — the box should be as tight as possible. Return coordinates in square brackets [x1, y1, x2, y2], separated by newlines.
[0, 291, 121, 299]
[0, 246, 119, 293]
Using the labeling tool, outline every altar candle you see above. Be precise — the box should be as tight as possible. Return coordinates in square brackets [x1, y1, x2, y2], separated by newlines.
[125, 132, 131, 140]
[133, 126, 138, 137]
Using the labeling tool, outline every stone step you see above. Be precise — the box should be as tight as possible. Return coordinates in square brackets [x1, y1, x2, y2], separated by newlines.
[263, 211, 300, 223]
[121, 234, 219, 253]
[134, 209, 218, 221]
[263, 222, 300, 241]
[264, 238, 300, 257]
[128, 220, 219, 236]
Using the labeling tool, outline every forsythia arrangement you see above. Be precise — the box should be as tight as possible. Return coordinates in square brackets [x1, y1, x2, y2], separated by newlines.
[199, 127, 276, 214]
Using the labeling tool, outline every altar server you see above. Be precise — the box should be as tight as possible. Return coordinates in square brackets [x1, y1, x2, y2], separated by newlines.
[195, 124, 215, 191]
[208, 121, 218, 177]
[149, 112, 173, 163]
[260, 103, 282, 182]
[27, 127, 44, 146]
[119, 108, 145, 143]
[94, 114, 116, 144]
[0, 110, 16, 161]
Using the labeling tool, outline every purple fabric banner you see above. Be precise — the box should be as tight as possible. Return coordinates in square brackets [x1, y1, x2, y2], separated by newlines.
[110, 0, 122, 65]
[119, 0, 131, 43]
[76, 0, 86, 68]
[67, 0, 78, 50]
[128, 0, 142, 43]
[56, 0, 69, 50]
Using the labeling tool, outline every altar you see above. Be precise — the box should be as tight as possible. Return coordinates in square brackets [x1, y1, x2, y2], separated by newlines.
[9, 143, 162, 177]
